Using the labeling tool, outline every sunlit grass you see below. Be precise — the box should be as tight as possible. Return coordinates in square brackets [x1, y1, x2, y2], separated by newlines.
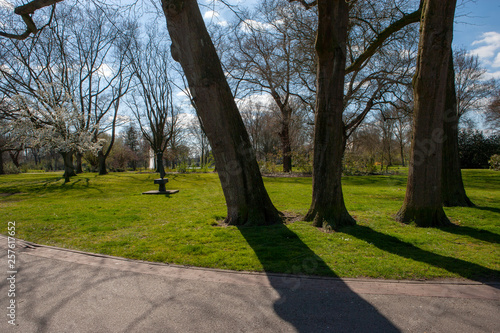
[0, 169, 498, 280]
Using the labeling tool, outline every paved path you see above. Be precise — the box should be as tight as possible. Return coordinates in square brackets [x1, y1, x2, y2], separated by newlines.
[0, 236, 499, 332]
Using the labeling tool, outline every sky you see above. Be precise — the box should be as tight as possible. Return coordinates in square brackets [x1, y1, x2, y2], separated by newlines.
[454, 0, 500, 79]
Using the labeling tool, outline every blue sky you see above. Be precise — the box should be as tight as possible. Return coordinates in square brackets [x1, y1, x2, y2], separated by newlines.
[454, 0, 500, 78]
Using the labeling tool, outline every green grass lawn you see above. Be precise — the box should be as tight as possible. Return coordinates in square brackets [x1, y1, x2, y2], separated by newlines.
[1, 169, 499, 281]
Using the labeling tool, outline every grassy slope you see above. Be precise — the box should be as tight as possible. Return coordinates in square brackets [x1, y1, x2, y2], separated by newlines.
[0, 169, 498, 280]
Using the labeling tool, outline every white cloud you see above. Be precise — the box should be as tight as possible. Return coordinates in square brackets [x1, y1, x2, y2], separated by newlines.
[482, 70, 500, 80]
[240, 19, 274, 33]
[203, 10, 220, 20]
[97, 64, 114, 78]
[493, 53, 500, 68]
[471, 31, 500, 67]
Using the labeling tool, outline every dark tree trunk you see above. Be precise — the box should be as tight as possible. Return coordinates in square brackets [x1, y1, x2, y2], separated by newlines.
[162, 0, 282, 226]
[442, 50, 474, 207]
[61, 151, 76, 183]
[0, 151, 4, 174]
[156, 152, 166, 178]
[97, 150, 107, 175]
[75, 152, 83, 174]
[280, 108, 292, 173]
[304, 0, 355, 230]
[9, 150, 20, 168]
[396, 0, 456, 227]
[400, 143, 405, 167]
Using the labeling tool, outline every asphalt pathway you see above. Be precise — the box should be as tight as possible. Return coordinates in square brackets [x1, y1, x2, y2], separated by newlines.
[0, 235, 499, 333]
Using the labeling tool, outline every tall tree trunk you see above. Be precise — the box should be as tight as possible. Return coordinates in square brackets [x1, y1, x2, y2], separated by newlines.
[400, 141, 405, 166]
[61, 151, 76, 183]
[304, 0, 355, 230]
[280, 108, 292, 173]
[0, 151, 4, 175]
[97, 150, 107, 175]
[156, 152, 166, 178]
[162, 0, 282, 226]
[75, 152, 83, 174]
[396, 0, 456, 227]
[442, 50, 474, 207]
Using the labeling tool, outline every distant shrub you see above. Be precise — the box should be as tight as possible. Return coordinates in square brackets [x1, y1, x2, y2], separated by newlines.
[292, 150, 313, 174]
[458, 130, 500, 169]
[343, 153, 378, 176]
[489, 154, 500, 171]
[3, 162, 20, 174]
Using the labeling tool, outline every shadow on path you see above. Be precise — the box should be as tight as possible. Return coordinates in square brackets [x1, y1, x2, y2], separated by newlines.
[238, 224, 399, 333]
[344, 225, 500, 283]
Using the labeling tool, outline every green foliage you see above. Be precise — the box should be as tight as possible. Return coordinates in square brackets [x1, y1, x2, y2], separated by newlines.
[291, 149, 313, 174]
[177, 161, 189, 173]
[0, 170, 499, 280]
[458, 130, 500, 169]
[489, 154, 500, 171]
[3, 162, 20, 174]
[343, 152, 378, 175]
[259, 159, 279, 174]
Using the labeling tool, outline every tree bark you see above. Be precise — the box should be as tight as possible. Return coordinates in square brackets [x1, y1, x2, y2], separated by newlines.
[97, 150, 107, 175]
[75, 152, 83, 174]
[156, 152, 166, 179]
[0, 151, 4, 174]
[161, 0, 282, 226]
[304, 0, 355, 230]
[61, 151, 76, 183]
[396, 0, 456, 227]
[280, 107, 292, 173]
[442, 50, 474, 207]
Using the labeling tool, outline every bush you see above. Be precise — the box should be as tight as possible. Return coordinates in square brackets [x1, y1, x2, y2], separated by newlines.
[458, 130, 500, 169]
[343, 153, 378, 176]
[3, 162, 20, 174]
[489, 154, 500, 171]
[292, 150, 313, 174]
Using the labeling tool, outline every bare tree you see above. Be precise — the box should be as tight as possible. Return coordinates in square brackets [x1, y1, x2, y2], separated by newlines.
[127, 28, 179, 179]
[396, 0, 456, 227]
[0, 0, 62, 40]
[227, 0, 316, 172]
[485, 89, 500, 134]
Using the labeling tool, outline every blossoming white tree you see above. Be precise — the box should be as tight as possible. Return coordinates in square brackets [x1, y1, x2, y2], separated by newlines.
[12, 83, 101, 182]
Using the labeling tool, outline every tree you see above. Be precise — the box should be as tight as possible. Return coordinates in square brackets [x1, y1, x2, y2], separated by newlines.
[0, 0, 62, 40]
[485, 89, 500, 133]
[187, 116, 211, 168]
[227, 0, 316, 172]
[396, 0, 456, 227]
[127, 29, 179, 179]
[303, 0, 354, 229]
[1, 3, 133, 177]
[441, 50, 473, 206]
[294, 0, 421, 229]
[11, 83, 101, 182]
[70, 4, 133, 175]
[123, 123, 141, 170]
[162, 0, 282, 226]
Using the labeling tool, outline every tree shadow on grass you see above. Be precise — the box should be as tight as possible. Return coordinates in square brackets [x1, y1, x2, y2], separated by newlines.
[437, 225, 500, 245]
[343, 225, 500, 284]
[472, 205, 500, 215]
[238, 224, 399, 333]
